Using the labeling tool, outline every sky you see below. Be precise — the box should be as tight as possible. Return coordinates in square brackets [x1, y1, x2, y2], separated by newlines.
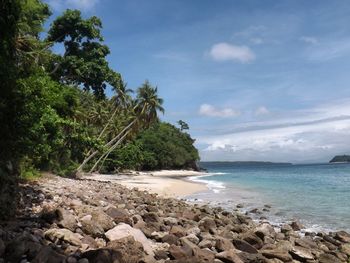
[45, 0, 350, 163]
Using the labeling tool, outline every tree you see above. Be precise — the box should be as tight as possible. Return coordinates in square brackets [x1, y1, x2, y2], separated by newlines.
[46, 9, 121, 98]
[177, 120, 189, 131]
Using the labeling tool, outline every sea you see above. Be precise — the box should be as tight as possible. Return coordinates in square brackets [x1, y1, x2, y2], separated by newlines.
[187, 162, 350, 233]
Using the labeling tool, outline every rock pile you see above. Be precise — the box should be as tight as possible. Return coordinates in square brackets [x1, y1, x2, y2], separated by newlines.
[0, 174, 349, 263]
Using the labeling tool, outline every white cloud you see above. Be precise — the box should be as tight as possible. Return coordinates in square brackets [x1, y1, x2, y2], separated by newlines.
[199, 104, 240, 118]
[209, 42, 255, 63]
[300, 36, 319, 45]
[255, 106, 270, 116]
[198, 99, 350, 163]
[48, 0, 99, 11]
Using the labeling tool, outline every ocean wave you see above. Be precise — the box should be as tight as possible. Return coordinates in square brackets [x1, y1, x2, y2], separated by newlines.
[189, 174, 226, 193]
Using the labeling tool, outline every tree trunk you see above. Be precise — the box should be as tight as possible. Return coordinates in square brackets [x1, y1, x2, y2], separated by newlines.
[76, 119, 136, 173]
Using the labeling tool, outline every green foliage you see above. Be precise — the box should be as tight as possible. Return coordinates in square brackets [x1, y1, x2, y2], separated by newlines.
[108, 122, 199, 171]
[47, 9, 121, 98]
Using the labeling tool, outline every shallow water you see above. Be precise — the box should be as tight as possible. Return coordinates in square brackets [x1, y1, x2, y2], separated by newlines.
[187, 162, 350, 232]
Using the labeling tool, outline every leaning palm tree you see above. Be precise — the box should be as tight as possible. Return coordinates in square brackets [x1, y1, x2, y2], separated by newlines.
[76, 80, 164, 174]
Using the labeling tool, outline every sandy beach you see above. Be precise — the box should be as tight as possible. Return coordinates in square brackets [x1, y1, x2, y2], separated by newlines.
[83, 170, 208, 198]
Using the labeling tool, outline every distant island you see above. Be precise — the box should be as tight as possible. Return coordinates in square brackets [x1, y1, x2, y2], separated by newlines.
[329, 155, 350, 163]
[200, 161, 292, 166]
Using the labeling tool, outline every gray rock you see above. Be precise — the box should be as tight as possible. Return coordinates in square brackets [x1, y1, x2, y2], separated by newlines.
[105, 223, 154, 256]
[44, 228, 82, 246]
[57, 208, 77, 231]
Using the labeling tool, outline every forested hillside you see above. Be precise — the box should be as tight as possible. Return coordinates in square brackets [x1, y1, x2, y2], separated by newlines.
[0, 0, 198, 218]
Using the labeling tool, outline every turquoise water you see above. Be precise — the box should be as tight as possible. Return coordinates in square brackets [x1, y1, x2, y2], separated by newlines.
[188, 162, 350, 232]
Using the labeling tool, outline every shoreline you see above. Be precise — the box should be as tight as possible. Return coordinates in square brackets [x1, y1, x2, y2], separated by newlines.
[1, 174, 350, 262]
[83, 170, 209, 198]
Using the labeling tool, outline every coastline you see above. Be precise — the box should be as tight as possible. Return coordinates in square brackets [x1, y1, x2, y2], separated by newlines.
[83, 170, 209, 198]
[1, 174, 350, 262]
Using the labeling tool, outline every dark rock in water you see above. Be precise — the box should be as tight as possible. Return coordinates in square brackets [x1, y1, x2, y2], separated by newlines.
[232, 239, 258, 254]
[290, 221, 304, 231]
[280, 224, 293, 233]
[236, 204, 244, 208]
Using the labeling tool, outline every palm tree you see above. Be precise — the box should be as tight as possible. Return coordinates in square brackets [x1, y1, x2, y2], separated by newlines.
[86, 80, 164, 173]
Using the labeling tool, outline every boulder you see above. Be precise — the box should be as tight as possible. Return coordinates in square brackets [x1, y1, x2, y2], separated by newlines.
[199, 217, 216, 233]
[31, 247, 66, 263]
[0, 239, 4, 257]
[340, 243, 350, 256]
[242, 232, 264, 249]
[335, 231, 350, 243]
[44, 228, 82, 246]
[105, 223, 154, 256]
[290, 245, 314, 261]
[215, 237, 234, 252]
[319, 253, 342, 263]
[215, 249, 244, 263]
[232, 239, 258, 254]
[105, 207, 131, 224]
[169, 244, 192, 259]
[170, 225, 186, 238]
[290, 221, 304, 231]
[162, 234, 179, 245]
[254, 223, 276, 240]
[261, 249, 293, 262]
[280, 224, 292, 234]
[4, 233, 42, 262]
[56, 208, 77, 231]
[193, 248, 215, 262]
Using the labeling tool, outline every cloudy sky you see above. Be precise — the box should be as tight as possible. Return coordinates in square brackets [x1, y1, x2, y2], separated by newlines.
[46, 0, 350, 163]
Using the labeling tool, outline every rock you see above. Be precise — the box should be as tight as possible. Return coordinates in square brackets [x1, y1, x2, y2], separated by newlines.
[198, 239, 214, 249]
[44, 228, 82, 246]
[193, 248, 215, 262]
[340, 243, 350, 256]
[170, 225, 186, 238]
[290, 245, 314, 261]
[236, 204, 244, 208]
[31, 247, 66, 263]
[155, 250, 168, 260]
[261, 249, 293, 262]
[215, 249, 244, 263]
[280, 224, 292, 233]
[199, 217, 216, 233]
[186, 227, 201, 236]
[105, 223, 154, 256]
[56, 208, 77, 231]
[163, 217, 178, 225]
[254, 223, 276, 240]
[242, 232, 264, 249]
[4, 233, 42, 262]
[105, 207, 131, 224]
[151, 231, 168, 241]
[81, 219, 105, 237]
[232, 239, 258, 254]
[185, 234, 200, 244]
[290, 221, 304, 231]
[66, 256, 77, 263]
[295, 237, 318, 249]
[215, 237, 234, 252]
[0, 239, 4, 257]
[319, 253, 342, 263]
[82, 236, 146, 263]
[335, 230, 350, 243]
[169, 244, 192, 259]
[91, 209, 115, 231]
[162, 234, 179, 245]
[143, 212, 159, 224]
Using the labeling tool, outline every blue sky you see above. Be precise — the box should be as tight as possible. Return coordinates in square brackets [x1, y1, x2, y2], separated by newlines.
[46, 0, 350, 163]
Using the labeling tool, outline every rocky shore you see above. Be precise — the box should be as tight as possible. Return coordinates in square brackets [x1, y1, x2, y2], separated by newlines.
[0, 174, 350, 263]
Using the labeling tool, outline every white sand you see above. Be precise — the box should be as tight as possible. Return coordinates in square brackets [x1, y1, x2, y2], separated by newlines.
[83, 170, 208, 198]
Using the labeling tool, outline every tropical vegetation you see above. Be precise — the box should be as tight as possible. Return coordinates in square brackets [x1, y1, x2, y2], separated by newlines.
[0, 0, 199, 219]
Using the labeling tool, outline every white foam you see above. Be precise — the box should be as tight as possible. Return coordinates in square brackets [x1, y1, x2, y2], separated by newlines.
[189, 174, 226, 193]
